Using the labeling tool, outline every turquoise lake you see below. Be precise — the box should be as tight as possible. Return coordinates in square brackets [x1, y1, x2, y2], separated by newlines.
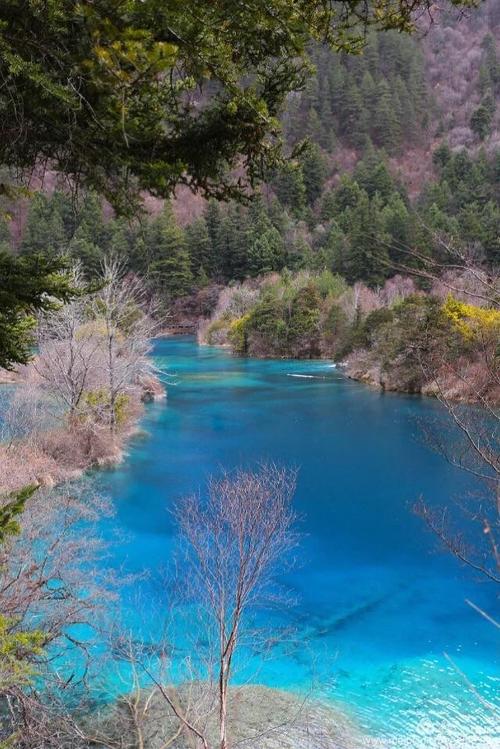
[93, 336, 499, 748]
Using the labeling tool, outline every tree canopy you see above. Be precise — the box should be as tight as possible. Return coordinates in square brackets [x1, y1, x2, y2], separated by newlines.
[0, 0, 476, 212]
[0, 251, 75, 369]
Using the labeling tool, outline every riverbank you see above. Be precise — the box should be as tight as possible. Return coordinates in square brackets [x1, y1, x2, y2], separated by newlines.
[189, 273, 499, 405]
[92, 684, 371, 749]
[342, 348, 500, 402]
[0, 372, 165, 493]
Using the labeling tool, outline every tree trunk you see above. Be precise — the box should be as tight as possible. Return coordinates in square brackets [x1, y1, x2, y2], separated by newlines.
[219, 657, 228, 749]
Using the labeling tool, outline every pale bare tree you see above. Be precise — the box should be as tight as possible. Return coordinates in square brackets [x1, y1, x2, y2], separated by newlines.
[93, 257, 160, 434]
[33, 269, 103, 423]
[173, 464, 299, 749]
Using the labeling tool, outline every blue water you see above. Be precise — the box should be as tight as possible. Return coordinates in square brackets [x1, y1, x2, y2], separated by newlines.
[93, 337, 499, 748]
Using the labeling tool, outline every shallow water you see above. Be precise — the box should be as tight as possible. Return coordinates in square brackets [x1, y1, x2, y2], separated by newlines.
[94, 337, 499, 748]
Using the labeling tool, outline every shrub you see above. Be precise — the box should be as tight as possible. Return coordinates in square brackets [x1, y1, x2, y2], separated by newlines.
[228, 315, 251, 355]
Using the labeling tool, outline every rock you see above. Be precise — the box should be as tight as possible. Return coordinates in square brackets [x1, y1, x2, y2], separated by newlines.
[139, 374, 166, 402]
[36, 474, 55, 488]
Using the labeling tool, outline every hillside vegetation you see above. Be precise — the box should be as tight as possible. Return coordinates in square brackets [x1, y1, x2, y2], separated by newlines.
[1, 2, 499, 405]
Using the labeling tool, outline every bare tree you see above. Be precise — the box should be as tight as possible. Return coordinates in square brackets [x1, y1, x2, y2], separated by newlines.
[33, 269, 102, 423]
[94, 257, 159, 434]
[173, 464, 299, 749]
[0, 482, 119, 747]
[394, 235, 500, 589]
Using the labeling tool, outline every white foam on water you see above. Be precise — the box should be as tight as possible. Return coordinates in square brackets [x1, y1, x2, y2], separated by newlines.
[286, 373, 327, 379]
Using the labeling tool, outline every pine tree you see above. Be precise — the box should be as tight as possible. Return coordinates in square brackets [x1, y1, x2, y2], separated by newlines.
[477, 200, 500, 264]
[299, 143, 328, 206]
[381, 193, 411, 263]
[360, 71, 377, 118]
[372, 79, 401, 152]
[272, 164, 306, 218]
[218, 204, 249, 280]
[340, 78, 367, 147]
[333, 175, 363, 216]
[66, 191, 107, 275]
[305, 107, 323, 144]
[68, 232, 103, 277]
[75, 191, 106, 246]
[20, 192, 66, 256]
[343, 191, 390, 286]
[481, 33, 500, 92]
[471, 101, 494, 141]
[394, 76, 416, 141]
[247, 228, 285, 276]
[364, 32, 379, 72]
[204, 200, 223, 277]
[186, 217, 213, 278]
[354, 149, 396, 202]
[245, 197, 285, 276]
[148, 204, 193, 300]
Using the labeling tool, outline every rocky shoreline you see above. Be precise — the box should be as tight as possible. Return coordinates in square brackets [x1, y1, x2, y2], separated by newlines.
[343, 349, 500, 403]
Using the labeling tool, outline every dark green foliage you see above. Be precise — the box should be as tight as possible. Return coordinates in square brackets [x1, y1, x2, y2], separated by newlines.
[299, 144, 328, 206]
[341, 192, 390, 286]
[0, 251, 76, 369]
[470, 96, 496, 141]
[271, 164, 307, 217]
[286, 29, 429, 153]
[0, 485, 37, 544]
[372, 80, 401, 152]
[1, 0, 457, 212]
[147, 205, 193, 300]
[243, 280, 322, 358]
[186, 218, 213, 279]
[20, 192, 67, 257]
[420, 149, 500, 264]
[366, 294, 449, 390]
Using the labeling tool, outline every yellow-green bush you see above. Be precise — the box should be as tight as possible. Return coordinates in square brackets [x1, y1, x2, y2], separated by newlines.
[82, 389, 130, 426]
[228, 314, 251, 354]
[442, 295, 500, 340]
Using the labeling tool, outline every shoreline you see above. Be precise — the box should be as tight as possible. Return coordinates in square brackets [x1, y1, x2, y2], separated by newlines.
[0, 374, 166, 494]
[177, 333, 495, 405]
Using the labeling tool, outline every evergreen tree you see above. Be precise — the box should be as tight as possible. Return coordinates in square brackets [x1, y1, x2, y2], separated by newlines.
[204, 200, 223, 277]
[20, 192, 66, 256]
[343, 191, 390, 286]
[354, 149, 397, 202]
[471, 98, 495, 141]
[186, 217, 213, 278]
[245, 197, 285, 276]
[68, 232, 103, 277]
[247, 228, 285, 276]
[148, 204, 193, 300]
[340, 78, 367, 147]
[217, 204, 249, 280]
[272, 164, 307, 217]
[299, 143, 328, 206]
[67, 191, 107, 276]
[372, 79, 401, 152]
[381, 193, 412, 263]
[333, 175, 363, 215]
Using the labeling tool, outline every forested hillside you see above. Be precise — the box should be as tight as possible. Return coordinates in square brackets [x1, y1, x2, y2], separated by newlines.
[4, 2, 499, 275]
[1, 0, 498, 398]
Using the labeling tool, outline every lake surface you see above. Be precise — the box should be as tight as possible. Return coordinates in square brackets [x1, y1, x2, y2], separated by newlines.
[94, 336, 499, 748]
